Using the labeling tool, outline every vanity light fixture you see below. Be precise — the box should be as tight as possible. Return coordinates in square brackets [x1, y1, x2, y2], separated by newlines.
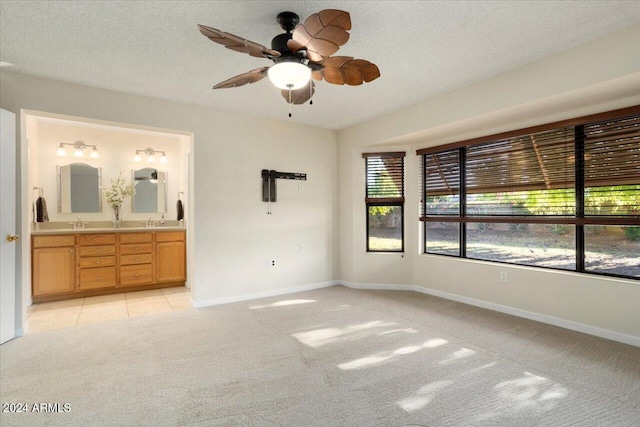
[133, 148, 168, 164]
[57, 141, 99, 159]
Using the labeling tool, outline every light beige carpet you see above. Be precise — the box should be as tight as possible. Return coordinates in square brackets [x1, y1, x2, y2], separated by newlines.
[1, 286, 639, 426]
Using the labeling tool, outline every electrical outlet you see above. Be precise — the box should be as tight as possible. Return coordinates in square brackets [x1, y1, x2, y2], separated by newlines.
[298, 244, 304, 253]
[499, 272, 508, 283]
[269, 259, 276, 268]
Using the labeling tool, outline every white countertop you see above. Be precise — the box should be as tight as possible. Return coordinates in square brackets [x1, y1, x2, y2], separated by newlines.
[31, 226, 185, 235]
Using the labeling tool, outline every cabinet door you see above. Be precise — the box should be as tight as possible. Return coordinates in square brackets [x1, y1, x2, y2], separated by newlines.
[33, 247, 76, 296]
[156, 241, 186, 282]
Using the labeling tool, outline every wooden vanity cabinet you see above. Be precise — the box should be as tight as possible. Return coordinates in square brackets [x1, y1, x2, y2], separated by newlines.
[78, 234, 117, 290]
[156, 232, 186, 283]
[119, 233, 154, 287]
[32, 235, 76, 296]
[31, 230, 186, 302]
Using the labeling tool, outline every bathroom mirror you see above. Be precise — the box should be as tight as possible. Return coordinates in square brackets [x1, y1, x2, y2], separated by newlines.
[132, 168, 167, 213]
[57, 163, 102, 213]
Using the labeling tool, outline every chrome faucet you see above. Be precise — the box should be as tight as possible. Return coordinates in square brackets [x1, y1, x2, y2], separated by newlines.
[144, 217, 154, 228]
[70, 217, 86, 229]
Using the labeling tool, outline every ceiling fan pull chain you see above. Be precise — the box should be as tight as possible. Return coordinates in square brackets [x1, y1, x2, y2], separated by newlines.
[288, 88, 292, 117]
[309, 83, 313, 105]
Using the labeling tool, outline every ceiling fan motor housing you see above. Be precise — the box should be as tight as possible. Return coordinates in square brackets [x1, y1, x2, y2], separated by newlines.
[277, 12, 299, 31]
[271, 33, 293, 53]
[271, 12, 300, 58]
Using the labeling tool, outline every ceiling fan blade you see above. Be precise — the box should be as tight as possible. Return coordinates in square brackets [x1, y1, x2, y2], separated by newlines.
[198, 25, 281, 59]
[321, 56, 380, 86]
[287, 10, 351, 62]
[281, 81, 316, 105]
[213, 67, 269, 89]
[311, 69, 324, 81]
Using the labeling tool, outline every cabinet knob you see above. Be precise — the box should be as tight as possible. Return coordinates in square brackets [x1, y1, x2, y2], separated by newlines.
[96, 249, 100, 253]
[135, 273, 139, 277]
[135, 258, 139, 261]
[70, 249, 74, 253]
[96, 260, 101, 264]
[96, 276, 101, 280]
[135, 247, 139, 251]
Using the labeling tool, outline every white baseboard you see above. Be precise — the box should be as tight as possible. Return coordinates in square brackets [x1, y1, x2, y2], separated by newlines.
[193, 280, 338, 308]
[339, 280, 640, 348]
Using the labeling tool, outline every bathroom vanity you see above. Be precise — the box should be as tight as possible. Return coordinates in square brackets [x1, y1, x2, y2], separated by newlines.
[32, 228, 186, 303]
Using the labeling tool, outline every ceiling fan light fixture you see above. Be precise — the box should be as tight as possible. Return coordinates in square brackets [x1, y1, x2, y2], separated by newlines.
[268, 61, 311, 90]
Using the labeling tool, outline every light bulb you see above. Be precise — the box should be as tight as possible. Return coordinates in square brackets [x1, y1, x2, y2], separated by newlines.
[147, 154, 155, 163]
[160, 153, 168, 163]
[133, 153, 142, 162]
[90, 147, 99, 159]
[73, 147, 84, 158]
[268, 62, 311, 90]
[57, 144, 67, 156]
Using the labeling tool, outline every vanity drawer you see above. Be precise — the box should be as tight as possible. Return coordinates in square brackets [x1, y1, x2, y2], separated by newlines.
[120, 243, 152, 255]
[79, 267, 116, 289]
[79, 256, 115, 268]
[120, 264, 153, 286]
[33, 235, 75, 248]
[79, 245, 116, 257]
[120, 233, 152, 244]
[120, 253, 152, 266]
[79, 234, 116, 246]
[156, 231, 185, 242]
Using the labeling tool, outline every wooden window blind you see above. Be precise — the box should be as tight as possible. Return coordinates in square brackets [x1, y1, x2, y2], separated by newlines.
[363, 152, 405, 203]
[465, 127, 575, 216]
[584, 114, 640, 217]
[424, 150, 460, 216]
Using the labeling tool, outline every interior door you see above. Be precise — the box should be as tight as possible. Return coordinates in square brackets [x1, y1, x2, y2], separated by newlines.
[0, 108, 17, 344]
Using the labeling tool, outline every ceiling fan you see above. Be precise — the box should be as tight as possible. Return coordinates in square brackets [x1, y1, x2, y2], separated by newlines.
[198, 9, 380, 115]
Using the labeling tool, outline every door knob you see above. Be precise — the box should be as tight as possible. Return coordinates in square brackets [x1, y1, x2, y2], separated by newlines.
[5, 234, 20, 242]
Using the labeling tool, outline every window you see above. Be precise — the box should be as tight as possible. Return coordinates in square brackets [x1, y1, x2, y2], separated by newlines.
[418, 106, 640, 280]
[364, 152, 405, 252]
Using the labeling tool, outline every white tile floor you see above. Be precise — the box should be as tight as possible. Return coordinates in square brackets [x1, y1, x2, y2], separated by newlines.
[26, 287, 192, 334]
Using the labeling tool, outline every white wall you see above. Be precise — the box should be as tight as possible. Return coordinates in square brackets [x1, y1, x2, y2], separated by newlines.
[0, 71, 338, 331]
[337, 24, 640, 342]
[26, 118, 188, 223]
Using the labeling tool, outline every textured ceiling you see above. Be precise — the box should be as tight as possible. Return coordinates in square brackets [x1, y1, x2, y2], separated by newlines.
[1, 1, 639, 130]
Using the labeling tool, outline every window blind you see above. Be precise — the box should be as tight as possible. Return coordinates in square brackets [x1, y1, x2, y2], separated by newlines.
[424, 150, 460, 216]
[363, 152, 405, 203]
[465, 127, 575, 216]
[584, 114, 640, 217]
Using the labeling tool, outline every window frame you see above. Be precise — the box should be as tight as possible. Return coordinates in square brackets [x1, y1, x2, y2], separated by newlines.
[418, 106, 640, 280]
[363, 152, 406, 253]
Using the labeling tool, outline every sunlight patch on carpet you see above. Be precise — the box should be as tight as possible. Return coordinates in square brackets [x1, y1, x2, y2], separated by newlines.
[439, 347, 477, 365]
[338, 338, 449, 370]
[397, 380, 454, 411]
[477, 372, 568, 421]
[292, 320, 398, 348]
